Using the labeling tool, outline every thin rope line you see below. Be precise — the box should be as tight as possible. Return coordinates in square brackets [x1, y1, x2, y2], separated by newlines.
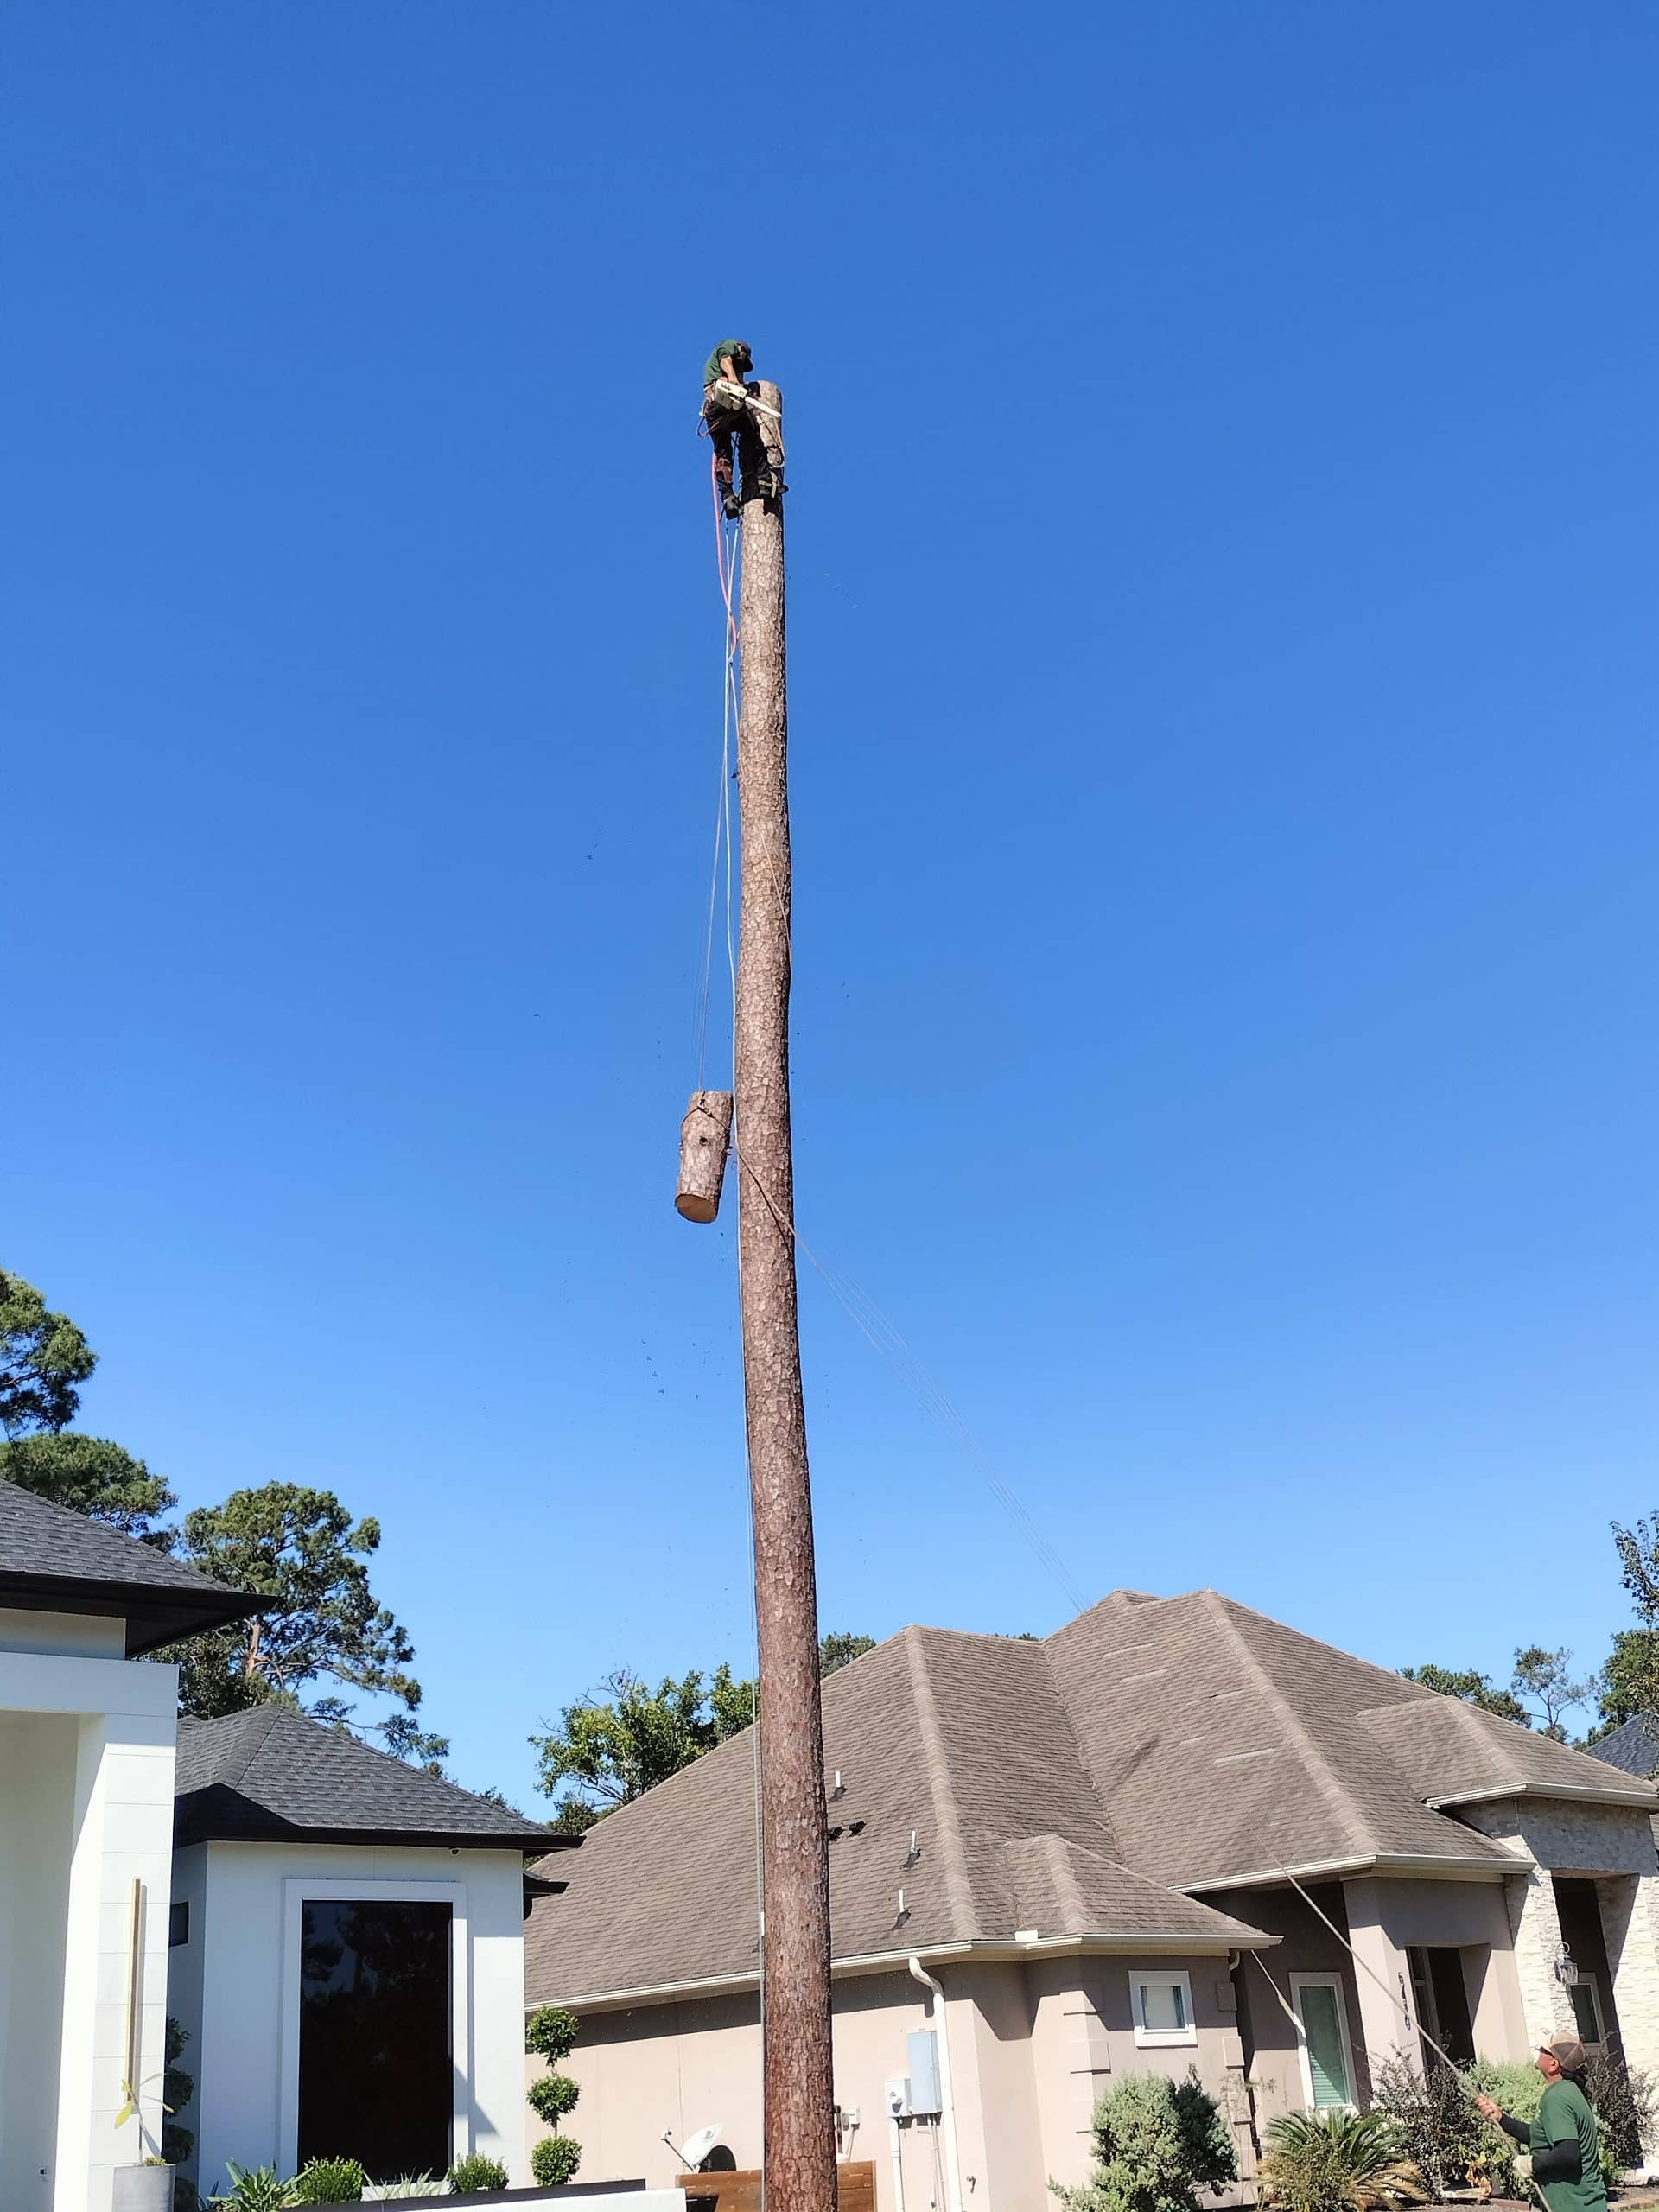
[728, 1140, 1090, 1617]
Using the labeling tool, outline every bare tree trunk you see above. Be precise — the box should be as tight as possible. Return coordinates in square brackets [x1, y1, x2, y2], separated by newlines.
[734, 381, 836, 2212]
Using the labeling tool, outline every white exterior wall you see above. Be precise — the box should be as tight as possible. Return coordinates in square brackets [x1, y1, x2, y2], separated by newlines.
[0, 1638, 179, 2212]
[174, 1841, 528, 2199]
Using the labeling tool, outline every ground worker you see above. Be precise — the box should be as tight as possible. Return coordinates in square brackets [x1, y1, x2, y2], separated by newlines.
[702, 339, 785, 518]
[1476, 2037, 1606, 2212]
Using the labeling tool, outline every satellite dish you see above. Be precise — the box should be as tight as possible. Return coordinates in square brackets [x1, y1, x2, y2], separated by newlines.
[682, 2125, 725, 2170]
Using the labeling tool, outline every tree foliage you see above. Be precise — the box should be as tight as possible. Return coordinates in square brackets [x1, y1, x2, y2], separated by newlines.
[1510, 1645, 1592, 1740]
[1398, 1664, 1529, 1726]
[1052, 2069, 1236, 2212]
[531, 1633, 874, 1823]
[0, 1268, 97, 1435]
[0, 1429, 175, 1535]
[154, 1482, 448, 1764]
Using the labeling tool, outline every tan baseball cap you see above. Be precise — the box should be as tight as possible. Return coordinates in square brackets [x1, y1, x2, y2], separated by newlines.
[1541, 2037, 1587, 2071]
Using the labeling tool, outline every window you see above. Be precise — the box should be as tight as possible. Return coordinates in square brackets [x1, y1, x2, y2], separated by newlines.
[297, 1899, 453, 2183]
[1132, 1971, 1197, 2047]
[168, 1901, 189, 1948]
[1290, 1974, 1356, 2111]
[1570, 1975, 1606, 2050]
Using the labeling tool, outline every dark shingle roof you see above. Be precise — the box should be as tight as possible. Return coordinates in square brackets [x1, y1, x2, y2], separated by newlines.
[1586, 1716, 1659, 1781]
[0, 1481, 258, 1655]
[523, 1624, 1268, 2007]
[175, 1707, 576, 1853]
[524, 1587, 1659, 2009]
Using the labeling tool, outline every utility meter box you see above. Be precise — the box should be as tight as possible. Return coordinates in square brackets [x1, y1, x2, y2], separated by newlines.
[906, 2029, 942, 2116]
[885, 2076, 911, 2119]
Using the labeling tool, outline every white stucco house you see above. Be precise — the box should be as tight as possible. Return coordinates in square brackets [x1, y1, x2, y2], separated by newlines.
[0, 1482, 578, 2210]
[168, 1705, 569, 2198]
[0, 1483, 258, 2212]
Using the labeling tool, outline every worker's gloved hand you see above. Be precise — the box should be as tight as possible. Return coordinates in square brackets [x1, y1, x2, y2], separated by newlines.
[1512, 2154, 1534, 2183]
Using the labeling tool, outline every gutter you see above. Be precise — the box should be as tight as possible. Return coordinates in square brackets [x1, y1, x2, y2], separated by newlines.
[1175, 1848, 1530, 1896]
[1425, 1780, 1659, 1812]
[538, 1928, 1280, 2014]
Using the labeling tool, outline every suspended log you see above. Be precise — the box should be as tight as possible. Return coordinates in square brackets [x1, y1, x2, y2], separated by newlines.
[676, 1090, 734, 1223]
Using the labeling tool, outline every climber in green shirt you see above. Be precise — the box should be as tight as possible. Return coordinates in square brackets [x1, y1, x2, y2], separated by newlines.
[1477, 2037, 1606, 2212]
[701, 339, 785, 519]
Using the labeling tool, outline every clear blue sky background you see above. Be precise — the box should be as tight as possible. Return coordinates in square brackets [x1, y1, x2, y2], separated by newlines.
[7, 3, 1656, 1807]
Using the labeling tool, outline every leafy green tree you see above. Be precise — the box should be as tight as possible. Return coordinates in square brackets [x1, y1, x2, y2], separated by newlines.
[1592, 1629, 1659, 1737]
[0, 1267, 175, 1535]
[532, 1633, 875, 1824]
[1399, 1663, 1529, 1726]
[155, 1483, 448, 1765]
[0, 1268, 97, 1434]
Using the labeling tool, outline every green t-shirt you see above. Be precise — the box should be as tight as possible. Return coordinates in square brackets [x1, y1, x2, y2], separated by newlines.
[1530, 2076, 1606, 2212]
[703, 340, 749, 386]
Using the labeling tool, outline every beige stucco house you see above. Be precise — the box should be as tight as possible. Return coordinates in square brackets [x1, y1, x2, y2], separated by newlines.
[524, 1587, 1659, 2212]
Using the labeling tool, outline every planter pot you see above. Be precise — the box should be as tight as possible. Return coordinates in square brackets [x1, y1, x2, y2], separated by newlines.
[112, 2164, 175, 2212]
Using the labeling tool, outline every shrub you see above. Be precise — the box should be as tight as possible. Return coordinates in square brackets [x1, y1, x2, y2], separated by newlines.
[528, 2071, 581, 2126]
[210, 2167, 299, 2211]
[1257, 2110, 1426, 2212]
[292, 2157, 365, 2202]
[526, 2006, 580, 2065]
[447, 2153, 510, 2194]
[1586, 2052, 1658, 2173]
[1050, 2069, 1237, 2212]
[358, 2184, 438, 2202]
[532, 2134, 584, 2187]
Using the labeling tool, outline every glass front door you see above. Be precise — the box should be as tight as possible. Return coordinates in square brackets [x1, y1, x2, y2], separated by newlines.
[298, 1899, 453, 2182]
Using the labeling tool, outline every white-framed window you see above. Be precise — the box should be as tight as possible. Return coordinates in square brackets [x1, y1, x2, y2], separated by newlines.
[1290, 1973, 1357, 2111]
[1132, 1970, 1198, 2047]
[1570, 1974, 1607, 2051]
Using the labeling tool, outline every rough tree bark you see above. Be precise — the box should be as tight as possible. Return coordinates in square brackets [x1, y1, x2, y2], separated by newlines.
[676, 1090, 734, 1223]
[734, 380, 836, 2212]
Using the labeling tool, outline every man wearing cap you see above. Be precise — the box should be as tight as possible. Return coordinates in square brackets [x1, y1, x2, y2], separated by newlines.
[702, 340, 785, 520]
[1476, 2037, 1605, 2212]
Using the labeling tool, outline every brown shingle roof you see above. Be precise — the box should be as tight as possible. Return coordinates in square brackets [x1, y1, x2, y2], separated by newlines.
[525, 1586, 1656, 2007]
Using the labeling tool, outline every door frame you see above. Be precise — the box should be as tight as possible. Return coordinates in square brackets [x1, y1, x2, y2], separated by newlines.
[1288, 1971, 1358, 2112]
[276, 1878, 472, 2177]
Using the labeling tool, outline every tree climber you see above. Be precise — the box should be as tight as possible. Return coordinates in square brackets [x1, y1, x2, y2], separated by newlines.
[702, 340, 785, 519]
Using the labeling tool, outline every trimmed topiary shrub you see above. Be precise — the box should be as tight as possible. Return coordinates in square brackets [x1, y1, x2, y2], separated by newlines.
[526, 2004, 582, 2187]
[447, 2152, 511, 2193]
[1050, 2068, 1236, 2212]
[292, 2158, 365, 2202]
[528, 2070, 581, 2126]
[532, 2134, 583, 2187]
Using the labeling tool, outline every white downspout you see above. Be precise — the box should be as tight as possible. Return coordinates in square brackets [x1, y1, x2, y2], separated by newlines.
[908, 1956, 963, 2212]
[889, 2113, 907, 2212]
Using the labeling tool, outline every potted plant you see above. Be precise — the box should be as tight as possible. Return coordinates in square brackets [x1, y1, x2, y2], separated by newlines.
[112, 2069, 175, 2210]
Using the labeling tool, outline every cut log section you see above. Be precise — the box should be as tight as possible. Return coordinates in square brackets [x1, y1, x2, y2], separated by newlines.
[676, 1090, 734, 1223]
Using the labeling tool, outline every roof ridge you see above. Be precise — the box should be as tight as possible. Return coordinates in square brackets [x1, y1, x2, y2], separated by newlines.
[1203, 1591, 1373, 1859]
[902, 1625, 977, 1937]
[226, 1705, 288, 1788]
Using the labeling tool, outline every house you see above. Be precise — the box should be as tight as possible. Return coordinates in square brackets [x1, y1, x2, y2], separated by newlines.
[524, 1587, 1659, 2212]
[1590, 1715, 1659, 1783]
[0, 1479, 580, 2209]
[168, 1706, 572, 2198]
[0, 1482, 257, 2212]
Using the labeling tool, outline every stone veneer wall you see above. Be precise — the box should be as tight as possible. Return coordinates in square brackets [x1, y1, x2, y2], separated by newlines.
[1459, 1796, 1659, 2132]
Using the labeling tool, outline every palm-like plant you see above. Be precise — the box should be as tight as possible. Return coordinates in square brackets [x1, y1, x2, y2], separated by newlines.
[210, 2164, 299, 2210]
[1258, 2109, 1427, 2212]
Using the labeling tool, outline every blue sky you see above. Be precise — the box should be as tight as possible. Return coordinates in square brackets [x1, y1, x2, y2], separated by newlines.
[6, 3, 1656, 1805]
